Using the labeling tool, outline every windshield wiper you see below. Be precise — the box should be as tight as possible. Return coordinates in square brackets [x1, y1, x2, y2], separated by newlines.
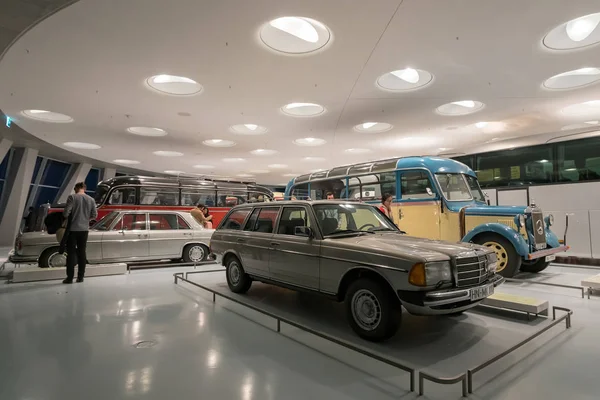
[325, 229, 374, 237]
[369, 227, 396, 232]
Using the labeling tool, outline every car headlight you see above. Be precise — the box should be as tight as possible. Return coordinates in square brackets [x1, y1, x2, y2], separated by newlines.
[545, 214, 554, 227]
[409, 261, 452, 286]
[485, 252, 498, 273]
[514, 214, 526, 228]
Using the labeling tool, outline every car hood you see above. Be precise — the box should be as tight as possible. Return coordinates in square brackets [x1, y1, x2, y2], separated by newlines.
[326, 233, 488, 262]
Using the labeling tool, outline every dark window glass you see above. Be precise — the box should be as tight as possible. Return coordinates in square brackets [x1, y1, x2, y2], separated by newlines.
[108, 188, 136, 205]
[309, 179, 345, 200]
[216, 192, 247, 207]
[252, 208, 279, 233]
[222, 209, 251, 230]
[181, 189, 216, 207]
[177, 215, 191, 230]
[149, 213, 178, 230]
[41, 160, 71, 187]
[33, 187, 60, 207]
[243, 208, 260, 231]
[116, 172, 127, 177]
[140, 186, 179, 206]
[475, 146, 553, 188]
[277, 207, 309, 235]
[290, 183, 309, 200]
[380, 172, 397, 199]
[85, 168, 100, 193]
[400, 171, 434, 200]
[556, 137, 600, 182]
[0, 149, 12, 180]
[94, 185, 109, 205]
[30, 156, 42, 183]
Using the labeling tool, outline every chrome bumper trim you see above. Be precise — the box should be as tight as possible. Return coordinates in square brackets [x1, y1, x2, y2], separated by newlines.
[423, 275, 504, 307]
[527, 245, 569, 260]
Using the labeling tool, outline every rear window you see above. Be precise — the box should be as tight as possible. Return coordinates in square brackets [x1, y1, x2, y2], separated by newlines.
[221, 209, 251, 230]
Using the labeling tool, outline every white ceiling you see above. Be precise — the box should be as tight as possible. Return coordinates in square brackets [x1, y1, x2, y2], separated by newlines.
[2, 0, 600, 185]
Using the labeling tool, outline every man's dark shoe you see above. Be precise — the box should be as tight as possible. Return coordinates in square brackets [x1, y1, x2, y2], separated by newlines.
[62, 278, 73, 284]
[76, 277, 84, 283]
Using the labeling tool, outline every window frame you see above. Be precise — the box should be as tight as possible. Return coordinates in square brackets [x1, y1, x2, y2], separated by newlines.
[276, 205, 312, 236]
[398, 169, 439, 202]
[148, 213, 179, 231]
[113, 212, 148, 231]
[220, 208, 252, 231]
[249, 206, 282, 234]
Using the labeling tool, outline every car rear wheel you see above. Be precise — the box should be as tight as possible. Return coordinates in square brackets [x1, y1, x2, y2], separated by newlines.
[345, 278, 399, 342]
[473, 234, 521, 278]
[520, 258, 551, 273]
[183, 244, 208, 263]
[225, 256, 252, 293]
[39, 247, 68, 268]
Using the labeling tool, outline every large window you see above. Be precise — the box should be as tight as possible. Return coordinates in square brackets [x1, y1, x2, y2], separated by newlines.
[277, 207, 310, 235]
[113, 213, 147, 231]
[85, 168, 101, 196]
[346, 173, 397, 201]
[244, 207, 279, 233]
[556, 137, 600, 182]
[400, 171, 434, 200]
[221, 209, 251, 230]
[27, 158, 73, 207]
[108, 187, 136, 205]
[290, 183, 309, 200]
[0, 148, 13, 206]
[181, 189, 216, 207]
[140, 186, 179, 206]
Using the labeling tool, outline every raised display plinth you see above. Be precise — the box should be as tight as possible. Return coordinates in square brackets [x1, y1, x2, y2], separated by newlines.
[12, 263, 127, 283]
[482, 292, 549, 317]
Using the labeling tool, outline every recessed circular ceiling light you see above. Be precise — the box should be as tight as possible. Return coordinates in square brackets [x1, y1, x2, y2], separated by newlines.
[21, 109, 73, 123]
[250, 169, 270, 174]
[282, 173, 300, 177]
[222, 157, 246, 162]
[230, 124, 268, 135]
[164, 170, 186, 175]
[202, 139, 236, 147]
[63, 142, 100, 149]
[293, 137, 326, 146]
[544, 68, 600, 90]
[376, 68, 434, 91]
[302, 156, 326, 162]
[475, 121, 488, 128]
[561, 120, 599, 130]
[153, 150, 184, 157]
[281, 102, 325, 117]
[260, 16, 332, 54]
[268, 164, 288, 169]
[353, 122, 393, 133]
[344, 148, 372, 154]
[544, 13, 600, 50]
[250, 148, 278, 156]
[113, 159, 140, 165]
[126, 127, 168, 137]
[193, 164, 215, 169]
[237, 173, 255, 178]
[436, 100, 484, 116]
[146, 74, 202, 96]
[561, 100, 600, 117]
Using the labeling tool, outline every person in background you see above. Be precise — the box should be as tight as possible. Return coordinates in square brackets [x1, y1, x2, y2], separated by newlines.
[191, 202, 207, 227]
[63, 182, 97, 284]
[23, 206, 35, 232]
[326, 192, 334, 200]
[379, 193, 394, 221]
[202, 206, 213, 229]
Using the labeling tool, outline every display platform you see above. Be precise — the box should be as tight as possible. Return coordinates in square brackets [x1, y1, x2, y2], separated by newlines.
[12, 263, 127, 283]
[180, 271, 570, 395]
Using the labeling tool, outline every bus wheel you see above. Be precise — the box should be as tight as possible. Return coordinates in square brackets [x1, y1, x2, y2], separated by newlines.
[474, 234, 521, 278]
[520, 258, 551, 274]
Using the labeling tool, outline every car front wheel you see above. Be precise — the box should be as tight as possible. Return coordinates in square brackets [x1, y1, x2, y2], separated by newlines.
[345, 278, 399, 342]
[39, 247, 68, 268]
[225, 256, 252, 293]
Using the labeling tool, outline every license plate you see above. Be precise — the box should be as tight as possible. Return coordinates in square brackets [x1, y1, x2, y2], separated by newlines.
[545, 255, 556, 262]
[470, 285, 494, 301]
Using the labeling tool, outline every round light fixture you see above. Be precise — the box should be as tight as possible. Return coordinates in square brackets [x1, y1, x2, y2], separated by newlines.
[353, 122, 393, 133]
[544, 13, 600, 50]
[222, 157, 246, 163]
[282, 173, 299, 177]
[475, 121, 488, 128]
[202, 139, 236, 147]
[260, 16, 332, 54]
[302, 156, 326, 162]
[250, 148, 278, 156]
[21, 109, 73, 123]
[193, 164, 215, 169]
[376, 68, 434, 91]
[63, 142, 101, 150]
[230, 124, 268, 135]
[561, 120, 599, 130]
[344, 148, 372, 154]
[293, 137, 326, 146]
[146, 74, 202, 96]
[561, 100, 600, 117]
[164, 170, 186, 175]
[126, 127, 168, 137]
[281, 102, 325, 117]
[436, 100, 484, 116]
[543, 67, 600, 90]
[237, 173, 255, 178]
[153, 150, 184, 157]
[268, 164, 288, 169]
[113, 159, 140, 165]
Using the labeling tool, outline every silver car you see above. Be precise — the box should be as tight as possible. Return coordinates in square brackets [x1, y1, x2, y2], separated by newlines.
[210, 200, 504, 342]
[10, 210, 213, 267]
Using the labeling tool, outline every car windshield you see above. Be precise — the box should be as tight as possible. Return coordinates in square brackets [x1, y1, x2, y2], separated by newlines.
[435, 173, 473, 201]
[91, 212, 119, 231]
[313, 203, 398, 237]
[464, 174, 486, 202]
[94, 185, 109, 205]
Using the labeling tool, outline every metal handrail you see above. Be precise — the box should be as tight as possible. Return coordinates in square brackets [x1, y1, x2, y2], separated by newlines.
[174, 270, 416, 392]
[504, 277, 585, 298]
[466, 306, 572, 394]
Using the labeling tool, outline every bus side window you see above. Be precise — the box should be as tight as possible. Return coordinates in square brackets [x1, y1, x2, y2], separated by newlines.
[108, 188, 136, 205]
[400, 171, 434, 200]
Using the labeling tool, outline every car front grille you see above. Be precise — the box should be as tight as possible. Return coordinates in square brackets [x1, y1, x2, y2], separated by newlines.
[531, 211, 547, 250]
[456, 254, 488, 288]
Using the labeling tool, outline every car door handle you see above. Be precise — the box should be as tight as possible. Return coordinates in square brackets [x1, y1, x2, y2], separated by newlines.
[183, 232, 192, 236]
[237, 238, 245, 243]
[270, 242, 280, 247]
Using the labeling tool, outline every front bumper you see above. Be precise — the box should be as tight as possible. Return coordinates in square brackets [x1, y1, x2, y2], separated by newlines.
[8, 249, 37, 264]
[527, 245, 569, 260]
[398, 274, 505, 316]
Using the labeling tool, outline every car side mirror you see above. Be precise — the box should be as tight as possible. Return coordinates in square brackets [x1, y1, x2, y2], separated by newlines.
[294, 226, 313, 238]
[426, 187, 434, 196]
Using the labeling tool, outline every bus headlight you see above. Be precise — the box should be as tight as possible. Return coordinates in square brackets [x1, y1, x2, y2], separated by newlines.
[514, 214, 526, 228]
[545, 214, 554, 227]
[409, 261, 452, 286]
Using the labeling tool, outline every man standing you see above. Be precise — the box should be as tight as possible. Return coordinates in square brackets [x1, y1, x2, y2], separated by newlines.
[63, 182, 97, 283]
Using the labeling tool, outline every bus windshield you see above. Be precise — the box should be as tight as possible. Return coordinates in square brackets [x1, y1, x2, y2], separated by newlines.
[464, 175, 486, 202]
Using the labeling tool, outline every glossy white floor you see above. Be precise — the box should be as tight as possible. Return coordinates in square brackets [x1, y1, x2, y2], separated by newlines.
[1, 253, 599, 400]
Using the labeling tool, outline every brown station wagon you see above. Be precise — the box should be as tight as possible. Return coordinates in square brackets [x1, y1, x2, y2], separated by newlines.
[210, 200, 504, 341]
